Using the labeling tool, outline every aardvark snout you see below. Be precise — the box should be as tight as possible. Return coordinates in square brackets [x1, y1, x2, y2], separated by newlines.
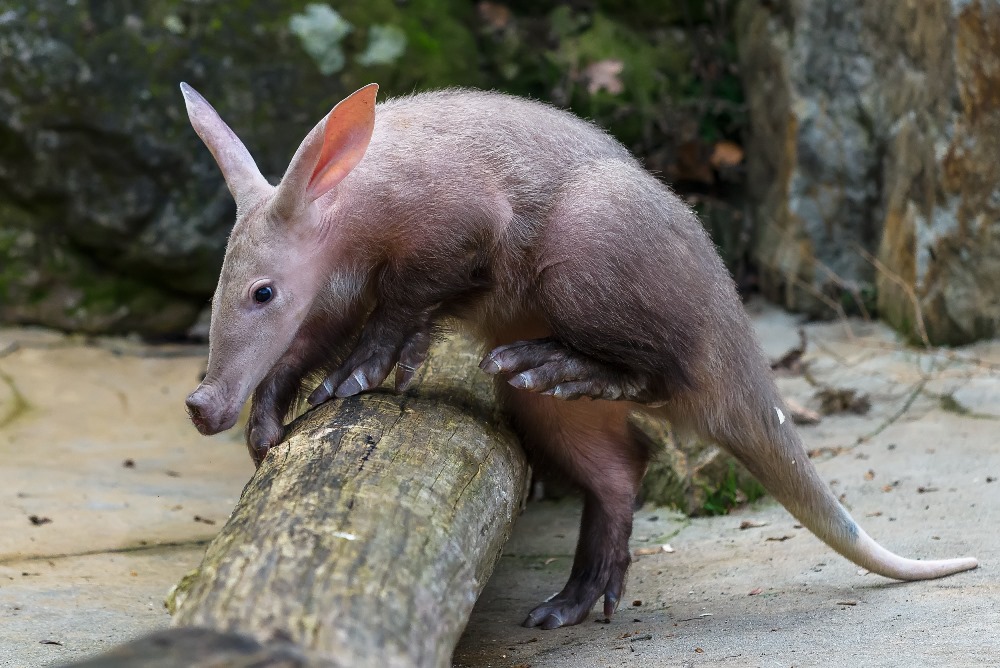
[185, 384, 237, 435]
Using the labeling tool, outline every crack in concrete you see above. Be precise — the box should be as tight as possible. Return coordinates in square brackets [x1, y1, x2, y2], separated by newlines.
[0, 538, 213, 566]
[856, 378, 927, 444]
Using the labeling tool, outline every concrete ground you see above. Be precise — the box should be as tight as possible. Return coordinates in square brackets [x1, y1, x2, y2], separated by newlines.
[1, 303, 997, 667]
[0, 330, 253, 667]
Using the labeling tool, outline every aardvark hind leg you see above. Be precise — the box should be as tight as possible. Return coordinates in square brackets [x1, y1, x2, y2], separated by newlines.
[481, 337, 663, 404]
[500, 390, 648, 629]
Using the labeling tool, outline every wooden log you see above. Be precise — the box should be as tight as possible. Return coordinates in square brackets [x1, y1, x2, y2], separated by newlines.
[58, 627, 335, 667]
[62, 333, 530, 668]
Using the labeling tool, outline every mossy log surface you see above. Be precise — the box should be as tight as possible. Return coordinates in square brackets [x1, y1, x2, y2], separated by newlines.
[93, 334, 528, 668]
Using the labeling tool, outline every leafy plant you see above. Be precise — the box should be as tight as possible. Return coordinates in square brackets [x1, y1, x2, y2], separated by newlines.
[700, 461, 766, 516]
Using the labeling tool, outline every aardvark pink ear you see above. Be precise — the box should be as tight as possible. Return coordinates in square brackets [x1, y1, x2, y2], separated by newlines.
[309, 83, 379, 199]
[179, 83, 268, 208]
[276, 83, 379, 210]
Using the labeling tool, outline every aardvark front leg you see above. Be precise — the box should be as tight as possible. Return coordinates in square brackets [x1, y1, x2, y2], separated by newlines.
[246, 333, 329, 467]
[307, 304, 433, 405]
[246, 364, 303, 467]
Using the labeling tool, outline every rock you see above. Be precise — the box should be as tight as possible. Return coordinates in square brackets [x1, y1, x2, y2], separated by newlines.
[737, 0, 1000, 344]
[0, 3, 749, 336]
[0, 0, 478, 336]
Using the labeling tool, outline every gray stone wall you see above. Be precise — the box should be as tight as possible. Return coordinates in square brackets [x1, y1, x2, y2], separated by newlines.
[738, 0, 1000, 344]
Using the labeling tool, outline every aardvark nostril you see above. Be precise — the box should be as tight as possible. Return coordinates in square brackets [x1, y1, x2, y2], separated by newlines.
[185, 391, 209, 425]
[184, 384, 238, 435]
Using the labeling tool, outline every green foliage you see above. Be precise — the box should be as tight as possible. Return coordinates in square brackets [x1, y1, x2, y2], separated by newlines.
[334, 0, 480, 90]
[549, 9, 690, 147]
[837, 283, 879, 318]
[477, 3, 739, 155]
[699, 461, 766, 516]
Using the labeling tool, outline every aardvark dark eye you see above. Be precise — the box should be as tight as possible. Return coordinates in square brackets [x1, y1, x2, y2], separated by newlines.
[253, 286, 274, 304]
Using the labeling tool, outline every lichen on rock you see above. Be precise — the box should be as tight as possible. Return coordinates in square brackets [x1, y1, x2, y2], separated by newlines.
[289, 4, 352, 75]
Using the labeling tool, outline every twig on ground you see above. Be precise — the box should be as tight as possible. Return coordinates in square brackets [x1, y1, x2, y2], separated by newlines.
[814, 258, 872, 322]
[788, 274, 859, 343]
[855, 245, 931, 349]
[855, 378, 927, 444]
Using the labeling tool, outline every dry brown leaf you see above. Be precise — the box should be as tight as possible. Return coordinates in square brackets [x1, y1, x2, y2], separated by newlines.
[786, 398, 822, 425]
[477, 2, 511, 30]
[710, 140, 744, 168]
[808, 446, 849, 459]
[634, 544, 674, 556]
[816, 387, 872, 415]
[671, 140, 716, 185]
[770, 329, 807, 374]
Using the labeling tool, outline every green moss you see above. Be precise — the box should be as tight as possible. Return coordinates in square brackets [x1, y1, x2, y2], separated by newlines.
[939, 394, 970, 415]
[938, 393, 998, 420]
[0, 200, 198, 336]
[0, 203, 38, 303]
[65, 268, 201, 337]
[165, 567, 202, 615]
